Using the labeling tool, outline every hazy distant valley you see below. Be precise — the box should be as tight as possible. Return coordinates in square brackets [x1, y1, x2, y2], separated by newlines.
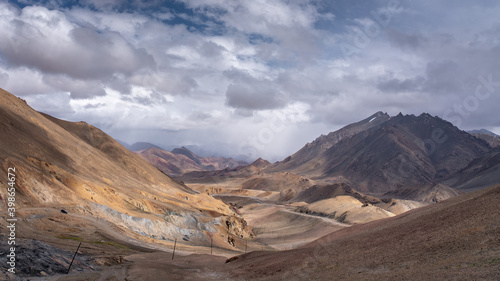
[1, 88, 499, 280]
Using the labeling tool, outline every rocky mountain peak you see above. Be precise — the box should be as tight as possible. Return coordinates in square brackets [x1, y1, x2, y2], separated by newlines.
[251, 158, 271, 168]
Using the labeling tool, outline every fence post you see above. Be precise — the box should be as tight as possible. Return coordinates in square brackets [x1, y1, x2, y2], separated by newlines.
[172, 239, 177, 260]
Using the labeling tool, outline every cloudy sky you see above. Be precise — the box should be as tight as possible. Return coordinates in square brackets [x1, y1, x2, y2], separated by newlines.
[1, 0, 499, 161]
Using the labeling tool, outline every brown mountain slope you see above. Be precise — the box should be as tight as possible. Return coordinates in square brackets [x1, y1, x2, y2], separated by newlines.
[250, 158, 271, 169]
[137, 146, 247, 176]
[0, 88, 248, 251]
[171, 146, 247, 172]
[470, 133, 500, 148]
[223, 184, 500, 280]
[294, 182, 382, 204]
[268, 111, 390, 174]
[137, 147, 206, 176]
[39, 113, 195, 193]
[443, 145, 500, 191]
[269, 112, 490, 197]
[382, 183, 461, 203]
[320, 113, 489, 194]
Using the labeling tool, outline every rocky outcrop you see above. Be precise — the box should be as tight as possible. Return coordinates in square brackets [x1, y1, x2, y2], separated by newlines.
[224, 215, 254, 247]
[0, 237, 93, 278]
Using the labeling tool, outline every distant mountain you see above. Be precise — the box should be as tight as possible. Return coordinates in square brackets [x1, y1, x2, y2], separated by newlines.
[137, 147, 248, 176]
[129, 142, 163, 151]
[250, 158, 271, 169]
[116, 139, 131, 149]
[172, 147, 204, 165]
[467, 128, 499, 137]
[467, 129, 500, 148]
[443, 145, 500, 191]
[269, 112, 491, 197]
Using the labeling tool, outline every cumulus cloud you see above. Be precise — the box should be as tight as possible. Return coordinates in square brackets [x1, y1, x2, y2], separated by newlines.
[1, 0, 500, 160]
[0, 6, 155, 81]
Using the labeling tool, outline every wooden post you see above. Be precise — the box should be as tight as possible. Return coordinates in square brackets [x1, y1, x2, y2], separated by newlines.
[210, 237, 213, 255]
[172, 239, 177, 260]
[66, 242, 82, 274]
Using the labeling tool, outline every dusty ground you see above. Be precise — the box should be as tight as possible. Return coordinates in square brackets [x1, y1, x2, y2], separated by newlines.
[0, 189, 349, 280]
[223, 184, 500, 280]
[213, 194, 349, 251]
[3, 185, 499, 280]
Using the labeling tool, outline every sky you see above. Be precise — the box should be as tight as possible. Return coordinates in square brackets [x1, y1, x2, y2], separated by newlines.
[0, 0, 499, 161]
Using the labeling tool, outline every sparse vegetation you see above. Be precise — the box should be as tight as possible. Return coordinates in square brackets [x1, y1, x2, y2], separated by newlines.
[295, 206, 336, 219]
[91, 241, 129, 249]
[56, 235, 84, 242]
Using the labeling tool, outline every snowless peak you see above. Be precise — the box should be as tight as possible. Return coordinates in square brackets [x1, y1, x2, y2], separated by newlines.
[251, 158, 271, 167]
[365, 111, 390, 123]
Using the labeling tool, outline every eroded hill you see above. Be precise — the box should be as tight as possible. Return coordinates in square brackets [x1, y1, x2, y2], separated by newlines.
[0, 88, 252, 278]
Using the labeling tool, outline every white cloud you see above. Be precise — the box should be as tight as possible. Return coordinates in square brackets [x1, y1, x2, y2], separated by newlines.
[0, 5, 155, 81]
[1, 0, 500, 160]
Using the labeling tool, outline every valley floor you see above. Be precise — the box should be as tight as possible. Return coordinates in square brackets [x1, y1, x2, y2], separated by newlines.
[2, 184, 500, 280]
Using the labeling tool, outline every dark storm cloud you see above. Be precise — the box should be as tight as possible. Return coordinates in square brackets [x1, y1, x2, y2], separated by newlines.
[422, 60, 465, 94]
[386, 28, 427, 50]
[106, 74, 132, 95]
[226, 82, 286, 111]
[377, 60, 466, 94]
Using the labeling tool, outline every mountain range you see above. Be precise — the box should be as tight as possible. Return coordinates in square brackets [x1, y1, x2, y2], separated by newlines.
[177, 111, 500, 205]
[1, 87, 499, 279]
[124, 111, 500, 201]
[0, 88, 251, 260]
[267, 112, 494, 197]
[136, 146, 247, 176]
[468, 129, 500, 148]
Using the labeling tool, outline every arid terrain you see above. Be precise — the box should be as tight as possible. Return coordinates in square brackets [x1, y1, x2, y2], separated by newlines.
[5, 184, 498, 280]
[136, 146, 247, 177]
[1, 88, 499, 280]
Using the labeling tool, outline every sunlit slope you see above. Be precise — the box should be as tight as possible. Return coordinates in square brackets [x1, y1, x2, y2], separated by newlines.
[0, 88, 250, 249]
